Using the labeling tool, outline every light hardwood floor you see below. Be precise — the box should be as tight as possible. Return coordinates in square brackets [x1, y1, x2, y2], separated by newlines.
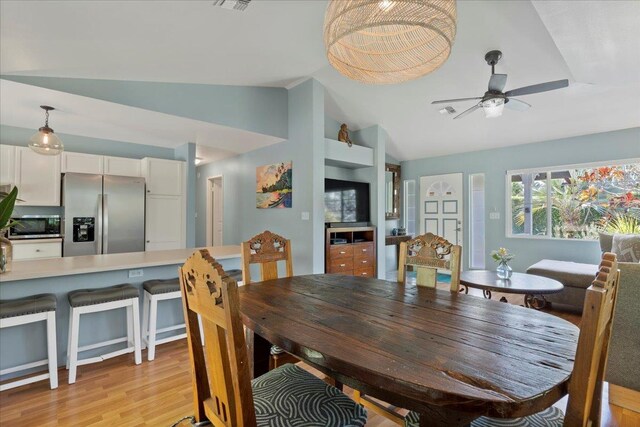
[1, 282, 638, 427]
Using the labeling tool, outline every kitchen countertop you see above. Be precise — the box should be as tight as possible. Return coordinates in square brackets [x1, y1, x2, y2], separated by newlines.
[0, 245, 241, 282]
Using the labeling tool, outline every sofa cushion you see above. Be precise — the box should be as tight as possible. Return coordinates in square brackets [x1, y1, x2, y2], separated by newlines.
[526, 260, 598, 289]
[599, 232, 614, 253]
[611, 234, 640, 263]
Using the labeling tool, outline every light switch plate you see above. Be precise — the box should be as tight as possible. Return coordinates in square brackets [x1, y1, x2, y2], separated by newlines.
[489, 212, 500, 220]
[301, 212, 310, 220]
[128, 269, 144, 278]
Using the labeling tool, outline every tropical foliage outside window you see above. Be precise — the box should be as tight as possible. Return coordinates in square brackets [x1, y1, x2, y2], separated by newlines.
[508, 160, 640, 239]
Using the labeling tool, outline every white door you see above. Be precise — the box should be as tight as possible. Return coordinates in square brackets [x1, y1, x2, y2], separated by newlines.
[142, 158, 184, 196]
[207, 176, 223, 246]
[61, 152, 103, 174]
[419, 173, 463, 246]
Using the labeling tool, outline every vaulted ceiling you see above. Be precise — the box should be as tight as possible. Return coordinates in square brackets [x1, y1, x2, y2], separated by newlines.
[1, 0, 639, 161]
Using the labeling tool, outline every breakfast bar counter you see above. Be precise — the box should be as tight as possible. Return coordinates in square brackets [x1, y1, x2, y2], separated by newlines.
[1, 245, 241, 282]
[0, 246, 242, 375]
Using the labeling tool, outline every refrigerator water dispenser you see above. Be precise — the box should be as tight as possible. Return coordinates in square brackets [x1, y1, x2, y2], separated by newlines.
[73, 217, 95, 242]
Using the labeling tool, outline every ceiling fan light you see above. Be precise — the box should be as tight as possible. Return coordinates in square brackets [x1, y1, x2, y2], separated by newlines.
[482, 98, 505, 118]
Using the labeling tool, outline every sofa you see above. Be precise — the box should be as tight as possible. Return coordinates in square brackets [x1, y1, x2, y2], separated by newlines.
[526, 233, 640, 312]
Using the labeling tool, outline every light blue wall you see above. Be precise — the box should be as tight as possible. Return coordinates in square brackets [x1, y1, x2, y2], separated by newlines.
[174, 142, 197, 247]
[0, 124, 175, 159]
[351, 125, 387, 277]
[3, 76, 288, 139]
[0, 257, 241, 375]
[195, 79, 325, 274]
[402, 127, 640, 273]
[325, 116, 342, 140]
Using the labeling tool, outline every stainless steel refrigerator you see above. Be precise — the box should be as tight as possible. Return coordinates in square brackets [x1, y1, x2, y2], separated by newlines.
[62, 173, 145, 256]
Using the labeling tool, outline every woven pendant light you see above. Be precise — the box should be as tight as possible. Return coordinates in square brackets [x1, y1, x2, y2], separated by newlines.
[324, 0, 457, 84]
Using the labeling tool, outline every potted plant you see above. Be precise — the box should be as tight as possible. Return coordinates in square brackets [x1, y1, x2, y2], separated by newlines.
[0, 186, 19, 273]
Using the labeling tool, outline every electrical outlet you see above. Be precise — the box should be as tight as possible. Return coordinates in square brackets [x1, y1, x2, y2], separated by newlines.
[301, 212, 310, 220]
[128, 269, 144, 278]
[489, 212, 500, 220]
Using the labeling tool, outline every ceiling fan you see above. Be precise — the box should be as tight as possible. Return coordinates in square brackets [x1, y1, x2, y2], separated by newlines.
[432, 50, 568, 119]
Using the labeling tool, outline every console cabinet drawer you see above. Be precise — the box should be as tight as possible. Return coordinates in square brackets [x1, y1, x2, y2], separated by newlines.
[330, 258, 353, 273]
[353, 242, 374, 259]
[329, 245, 353, 260]
[354, 267, 375, 278]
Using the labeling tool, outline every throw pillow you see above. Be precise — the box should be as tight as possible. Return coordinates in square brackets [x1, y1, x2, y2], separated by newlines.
[611, 234, 640, 263]
[598, 232, 614, 253]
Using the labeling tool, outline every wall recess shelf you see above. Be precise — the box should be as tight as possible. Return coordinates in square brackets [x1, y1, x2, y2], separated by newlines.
[324, 138, 374, 169]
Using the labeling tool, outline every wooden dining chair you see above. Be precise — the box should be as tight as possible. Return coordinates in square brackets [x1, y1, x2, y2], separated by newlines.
[241, 230, 298, 370]
[404, 252, 621, 427]
[178, 249, 367, 426]
[397, 232, 461, 292]
[352, 233, 463, 424]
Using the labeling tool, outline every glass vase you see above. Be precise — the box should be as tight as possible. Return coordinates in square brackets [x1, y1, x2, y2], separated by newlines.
[0, 237, 12, 274]
[496, 260, 512, 279]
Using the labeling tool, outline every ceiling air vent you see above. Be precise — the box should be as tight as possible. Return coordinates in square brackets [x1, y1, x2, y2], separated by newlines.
[212, 0, 251, 11]
[439, 106, 456, 115]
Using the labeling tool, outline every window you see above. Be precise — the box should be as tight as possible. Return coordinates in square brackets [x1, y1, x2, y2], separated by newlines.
[507, 160, 640, 240]
[469, 174, 485, 268]
[403, 180, 416, 235]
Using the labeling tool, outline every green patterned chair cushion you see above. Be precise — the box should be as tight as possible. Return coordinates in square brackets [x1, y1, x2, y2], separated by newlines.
[405, 406, 563, 427]
[252, 363, 367, 427]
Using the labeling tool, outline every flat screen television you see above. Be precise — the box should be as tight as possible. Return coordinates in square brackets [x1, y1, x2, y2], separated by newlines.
[324, 178, 370, 223]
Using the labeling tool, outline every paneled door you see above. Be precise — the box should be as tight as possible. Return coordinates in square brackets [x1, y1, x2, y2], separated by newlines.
[419, 173, 463, 246]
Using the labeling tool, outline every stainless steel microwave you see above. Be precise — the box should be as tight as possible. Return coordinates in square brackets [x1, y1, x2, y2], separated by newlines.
[8, 215, 62, 239]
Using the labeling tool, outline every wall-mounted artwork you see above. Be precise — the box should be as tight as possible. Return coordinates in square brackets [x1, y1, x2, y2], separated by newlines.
[256, 161, 292, 209]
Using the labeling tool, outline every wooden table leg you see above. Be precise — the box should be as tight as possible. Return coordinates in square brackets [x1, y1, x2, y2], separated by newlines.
[245, 328, 271, 379]
[418, 407, 476, 427]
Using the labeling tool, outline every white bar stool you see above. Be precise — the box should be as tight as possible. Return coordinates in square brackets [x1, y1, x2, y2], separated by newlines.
[141, 278, 184, 362]
[66, 284, 141, 384]
[142, 270, 242, 361]
[0, 293, 58, 391]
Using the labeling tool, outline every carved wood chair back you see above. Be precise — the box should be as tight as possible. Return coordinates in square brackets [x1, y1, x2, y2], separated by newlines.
[397, 232, 461, 292]
[241, 230, 293, 284]
[178, 249, 256, 427]
[565, 252, 620, 426]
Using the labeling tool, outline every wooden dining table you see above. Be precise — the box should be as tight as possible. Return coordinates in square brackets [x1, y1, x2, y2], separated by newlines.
[238, 274, 579, 427]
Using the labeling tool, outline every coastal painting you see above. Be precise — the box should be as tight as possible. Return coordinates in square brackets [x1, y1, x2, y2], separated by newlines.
[256, 161, 292, 209]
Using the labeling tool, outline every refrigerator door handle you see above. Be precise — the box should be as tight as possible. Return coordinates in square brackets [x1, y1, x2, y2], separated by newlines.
[97, 194, 103, 254]
[103, 194, 109, 254]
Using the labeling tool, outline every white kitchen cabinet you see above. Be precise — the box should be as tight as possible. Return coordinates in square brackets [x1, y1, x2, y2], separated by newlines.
[145, 195, 184, 251]
[103, 156, 142, 177]
[15, 147, 61, 206]
[12, 239, 62, 260]
[0, 145, 16, 186]
[61, 152, 104, 174]
[142, 158, 184, 196]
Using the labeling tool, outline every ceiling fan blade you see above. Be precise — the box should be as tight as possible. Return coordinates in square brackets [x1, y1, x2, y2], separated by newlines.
[504, 79, 568, 97]
[488, 74, 507, 92]
[505, 98, 531, 111]
[453, 103, 481, 120]
[432, 97, 482, 105]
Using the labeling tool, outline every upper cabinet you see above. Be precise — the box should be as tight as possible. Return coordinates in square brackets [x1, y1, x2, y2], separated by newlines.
[0, 145, 16, 186]
[142, 158, 184, 196]
[61, 152, 104, 175]
[15, 147, 61, 206]
[103, 156, 142, 177]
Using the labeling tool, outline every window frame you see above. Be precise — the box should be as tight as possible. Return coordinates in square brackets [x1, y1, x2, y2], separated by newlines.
[505, 157, 640, 241]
